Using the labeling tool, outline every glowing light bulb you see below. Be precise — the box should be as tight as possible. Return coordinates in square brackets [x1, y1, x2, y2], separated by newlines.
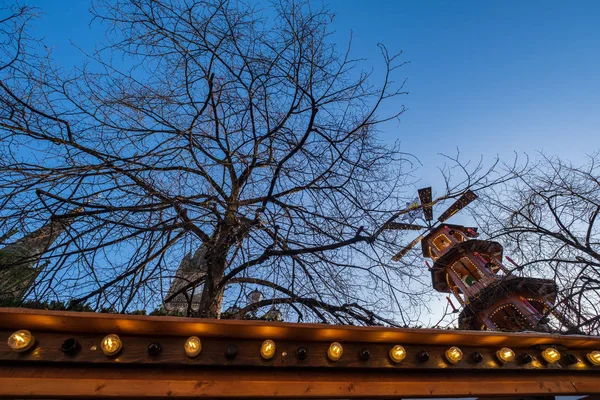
[389, 345, 406, 363]
[541, 347, 561, 364]
[586, 350, 600, 366]
[7, 330, 35, 352]
[327, 342, 343, 361]
[496, 347, 515, 363]
[184, 336, 202, 358]
[260, 339, 276, 360]
[100, 334, 122, 356]
[445, 346, 463, 364]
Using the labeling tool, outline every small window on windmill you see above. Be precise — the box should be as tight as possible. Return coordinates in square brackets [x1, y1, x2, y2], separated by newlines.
[450, 229, 466, 242]
[432, 234, 450, 251]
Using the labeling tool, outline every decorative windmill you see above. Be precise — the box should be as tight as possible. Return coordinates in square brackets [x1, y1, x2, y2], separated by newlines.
[387, 187, 574, 333]
[386, 187, 478, 261]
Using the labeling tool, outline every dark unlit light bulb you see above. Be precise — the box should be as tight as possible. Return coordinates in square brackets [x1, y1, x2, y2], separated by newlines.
[60, 338, 81, 355]
[147, 342, 162, 356]
[359, 348, 371, 361]
[225, 344, 239, 358]
[296, 347, 308, 360]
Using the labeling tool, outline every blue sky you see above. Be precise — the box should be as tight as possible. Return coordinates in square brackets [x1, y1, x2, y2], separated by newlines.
[326, 0, 599, 187]
[24, 0, 599, 188]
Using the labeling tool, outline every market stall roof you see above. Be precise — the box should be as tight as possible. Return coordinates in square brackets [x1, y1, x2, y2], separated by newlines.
[1, 307, 600, 398]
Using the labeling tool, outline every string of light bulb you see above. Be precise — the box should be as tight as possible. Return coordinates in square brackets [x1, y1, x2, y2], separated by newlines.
[6, 330, 600, 369]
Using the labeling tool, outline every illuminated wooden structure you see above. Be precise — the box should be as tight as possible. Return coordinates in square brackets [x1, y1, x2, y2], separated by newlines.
[422, 224, 567, 332]
[1, 308, 600, 398]
[388, 188, 571, 333]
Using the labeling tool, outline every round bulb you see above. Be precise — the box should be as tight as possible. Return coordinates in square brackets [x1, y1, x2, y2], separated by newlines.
[7, 330, 35, 353]
[327, 342, 343, 362]
[184, 336, 202, 358]
[260, 339, 276, 360]
[587, 350, 600, 366]
[496, 347, 515, 363]
[445, 346, 463, 364]
[389, 345, 406, 363]
[100, 334, 122, 356]
[541, 347, 561, 364]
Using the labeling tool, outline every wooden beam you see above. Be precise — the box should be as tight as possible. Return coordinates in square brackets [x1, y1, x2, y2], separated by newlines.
[2, 308, 600, 349]
[0, 365, 599, 398]
[1, 308, 600, 398]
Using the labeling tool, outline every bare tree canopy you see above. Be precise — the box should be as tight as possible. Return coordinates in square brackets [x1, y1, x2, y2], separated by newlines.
[474, 152, 600, 334]
[0, 0, 418, 324]
[0, 0, 513, 326]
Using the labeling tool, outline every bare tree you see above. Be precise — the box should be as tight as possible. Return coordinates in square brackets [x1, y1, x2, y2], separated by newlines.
[0, 0, 420, 324]
[474, 152, 600, 334]
[0, 0, 511, 326]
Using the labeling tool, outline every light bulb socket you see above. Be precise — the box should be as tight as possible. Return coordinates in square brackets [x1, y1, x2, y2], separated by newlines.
[471, 352, 484, 363]
[225, 344, 238, 359]
[567, 353, 579, 365]
[296, 347, 308, 360]
[417, 350, 430, 362]
[359, 348, 371, 361]
[147, 342, 162, 356]
[60, 338, 81, 355]
[520, 353, 533, 364]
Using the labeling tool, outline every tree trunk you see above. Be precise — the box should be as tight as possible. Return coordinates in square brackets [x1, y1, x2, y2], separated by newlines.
[196, 238, 230, 318]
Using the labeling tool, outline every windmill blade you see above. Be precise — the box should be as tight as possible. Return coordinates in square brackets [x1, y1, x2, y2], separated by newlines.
[392, 233, 426, 261]
[437, 190, 478, 223]
[383, 222, 426, 231]
[418, 187, 433, 221]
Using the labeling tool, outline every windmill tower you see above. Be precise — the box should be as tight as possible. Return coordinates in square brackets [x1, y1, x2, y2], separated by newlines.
[389, 188, 573, 332]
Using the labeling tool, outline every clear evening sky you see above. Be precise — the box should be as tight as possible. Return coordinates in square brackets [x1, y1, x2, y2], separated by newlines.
[328, 0, 599, 186]
[23, 0, 599, 186]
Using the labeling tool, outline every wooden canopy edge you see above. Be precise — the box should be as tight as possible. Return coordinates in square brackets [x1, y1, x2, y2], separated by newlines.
[2, 307, 600, 348]
[1, 366, 598, 398]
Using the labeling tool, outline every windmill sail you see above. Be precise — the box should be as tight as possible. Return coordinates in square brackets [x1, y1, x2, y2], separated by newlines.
[392, 234, 426, 261]
[418, 187, 433, 221]
[437, 190, 478, 223]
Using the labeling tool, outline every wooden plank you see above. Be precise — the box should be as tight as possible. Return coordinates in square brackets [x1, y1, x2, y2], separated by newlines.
[1, 330, 599, 371]
[2, 307, 600, 349]
[0, 366, 599, 398]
